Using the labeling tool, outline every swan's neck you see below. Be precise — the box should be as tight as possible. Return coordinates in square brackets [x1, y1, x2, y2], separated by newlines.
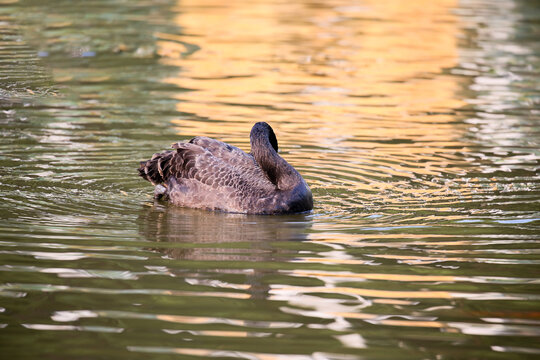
[251, 137, 300, 191]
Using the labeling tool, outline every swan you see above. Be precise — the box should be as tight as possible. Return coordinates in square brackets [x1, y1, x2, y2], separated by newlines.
[138, 122, 313, 214]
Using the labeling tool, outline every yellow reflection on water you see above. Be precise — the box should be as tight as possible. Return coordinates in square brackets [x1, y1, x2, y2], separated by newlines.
[289, 270, 457, 282]
[334, 312, 447, 329]
[159, 0, 465, 147]
[273, 285, 452, 299]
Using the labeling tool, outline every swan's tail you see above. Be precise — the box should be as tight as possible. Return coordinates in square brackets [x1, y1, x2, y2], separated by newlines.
[138, 150, 175, 185]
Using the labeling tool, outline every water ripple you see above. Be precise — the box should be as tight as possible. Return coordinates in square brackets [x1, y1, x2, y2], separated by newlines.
[0, 0, 538, 359]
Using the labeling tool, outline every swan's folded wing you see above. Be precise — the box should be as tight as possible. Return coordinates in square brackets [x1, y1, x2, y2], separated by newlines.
[170, 142, 275, 191]
[138, 150, 175, 185]
[187, 137, 255, 169]
[172, 137, 272, 185]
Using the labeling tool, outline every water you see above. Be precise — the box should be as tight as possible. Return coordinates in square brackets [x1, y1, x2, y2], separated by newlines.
[1, 0, 539, 358]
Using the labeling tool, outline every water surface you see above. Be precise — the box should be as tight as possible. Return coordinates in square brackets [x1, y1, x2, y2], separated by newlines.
[1, 0, 539, 359]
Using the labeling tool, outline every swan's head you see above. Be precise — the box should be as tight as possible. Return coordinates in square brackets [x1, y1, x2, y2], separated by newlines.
[250, 122, 278, 152]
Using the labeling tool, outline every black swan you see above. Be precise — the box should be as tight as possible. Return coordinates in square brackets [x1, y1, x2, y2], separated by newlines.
[138, 122, 313, 214]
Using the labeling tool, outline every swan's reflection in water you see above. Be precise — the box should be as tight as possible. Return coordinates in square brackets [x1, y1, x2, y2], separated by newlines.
[141, 202, 311, 244]
[139, 203, 312, 299]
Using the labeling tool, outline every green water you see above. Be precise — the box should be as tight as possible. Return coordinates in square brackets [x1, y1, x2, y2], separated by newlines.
[1, 0, 539, 359]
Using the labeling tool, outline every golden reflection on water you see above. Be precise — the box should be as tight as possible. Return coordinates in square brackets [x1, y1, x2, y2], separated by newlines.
[289, 270, 457, 282]
[273, 285, 452, 299]
[158, 0, 465, 147]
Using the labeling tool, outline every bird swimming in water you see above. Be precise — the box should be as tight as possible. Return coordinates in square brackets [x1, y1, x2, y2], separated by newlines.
[138, 122, 313, 214]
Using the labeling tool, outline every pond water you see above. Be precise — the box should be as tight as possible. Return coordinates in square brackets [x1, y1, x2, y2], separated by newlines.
[1, 0, 539, 358]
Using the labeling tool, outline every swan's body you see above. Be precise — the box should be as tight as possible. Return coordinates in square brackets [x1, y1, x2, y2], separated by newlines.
[138, 122, 313, 214]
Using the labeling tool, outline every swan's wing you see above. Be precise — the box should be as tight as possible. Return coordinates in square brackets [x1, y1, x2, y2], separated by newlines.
[185, 136, 255, 169]
[174, 136, 272, 185]
[138, 150, 175, 185]
[164, 142, 277, 212]
[139, 139, 276, 212]
[169, 141, 274, 191]
[140, 144, 246, 188]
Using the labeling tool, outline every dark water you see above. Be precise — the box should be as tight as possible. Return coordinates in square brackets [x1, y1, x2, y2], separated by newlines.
[1, 0, 539, 358]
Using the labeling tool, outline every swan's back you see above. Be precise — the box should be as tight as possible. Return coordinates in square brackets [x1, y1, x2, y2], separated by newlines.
[139, 123, 313, 214]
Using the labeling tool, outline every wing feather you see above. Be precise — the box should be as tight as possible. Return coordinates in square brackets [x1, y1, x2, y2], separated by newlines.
[140, 138, 276, 211]
[170, 141, 274, 191]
